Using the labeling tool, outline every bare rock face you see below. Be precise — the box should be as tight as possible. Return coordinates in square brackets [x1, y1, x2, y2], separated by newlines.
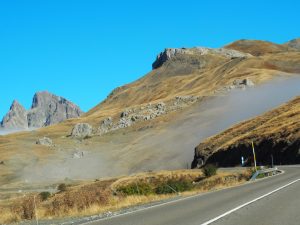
[71, 123, 93, 138]
[152, 47, 250, 69]
[36, 137, 53, 147]
[98, 117, 113, 135]
[1, 91, 83, 131]
[0, 100, 28, 129]
[27, 91, 83, 128]
[96, 97, 200, 136]
[152, 48, 186, 69]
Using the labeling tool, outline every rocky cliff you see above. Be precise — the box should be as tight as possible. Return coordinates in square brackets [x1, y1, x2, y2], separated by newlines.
[1, 91, 83, 130]
[152, 47, 250, 69]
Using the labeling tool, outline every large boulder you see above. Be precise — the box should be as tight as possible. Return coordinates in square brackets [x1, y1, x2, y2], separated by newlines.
[71, 123, 93, 138]
[36, 137, 53, 147]
[98, 117, 113, 135]
[232, 78, 254, 88]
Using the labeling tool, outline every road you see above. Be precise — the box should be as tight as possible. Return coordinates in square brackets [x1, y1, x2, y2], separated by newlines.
[85, 166, 300, 225]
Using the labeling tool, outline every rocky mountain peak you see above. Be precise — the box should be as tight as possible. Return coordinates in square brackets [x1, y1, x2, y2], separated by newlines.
[1, 92, 84, 131]
[31, 91, 52, 108]
[28, 91, 83, 128]
[0, 100, 28, 129]
[10, 99, 23, 109]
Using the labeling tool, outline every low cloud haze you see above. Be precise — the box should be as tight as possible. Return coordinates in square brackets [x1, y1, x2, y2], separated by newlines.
[19, 76, 300, 183]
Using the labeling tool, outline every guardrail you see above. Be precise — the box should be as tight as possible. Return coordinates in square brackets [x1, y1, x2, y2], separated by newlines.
[250, 167, 281, 181]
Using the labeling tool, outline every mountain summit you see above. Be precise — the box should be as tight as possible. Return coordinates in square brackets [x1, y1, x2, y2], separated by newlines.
[0, 91, 83, 130]
[27, 91, 83, 128]
[0, 100, 28, 129]
[152, 47, 250, 69]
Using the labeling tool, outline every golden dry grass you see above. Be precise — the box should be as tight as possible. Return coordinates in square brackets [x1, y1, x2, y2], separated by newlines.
[0, 52, 298, 162]
[0, 41, 299, 199]
[224, 39, 296, 56]
[2, 46, 298, 141]
[0, 169, 251, 224]
[196, 96, 300, 155]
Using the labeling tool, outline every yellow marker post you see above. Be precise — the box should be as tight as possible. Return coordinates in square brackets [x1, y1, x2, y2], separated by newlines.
[252, 141, 257, 172]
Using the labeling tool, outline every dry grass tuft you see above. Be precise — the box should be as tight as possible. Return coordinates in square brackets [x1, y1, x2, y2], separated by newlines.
[0, 207, 21, 224]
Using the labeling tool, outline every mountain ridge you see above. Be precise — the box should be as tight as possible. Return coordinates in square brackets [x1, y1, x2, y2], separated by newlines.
[224, 39, 298, 56]
[85, 38, 300, 121]
[0, 37, 299, 187]
[0, 91, 83, 131]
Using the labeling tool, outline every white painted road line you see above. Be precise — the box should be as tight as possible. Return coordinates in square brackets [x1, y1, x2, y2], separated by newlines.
[200, 178, 300, 225]
[81, 170, 295, 225]
[83, 180, 255, 224]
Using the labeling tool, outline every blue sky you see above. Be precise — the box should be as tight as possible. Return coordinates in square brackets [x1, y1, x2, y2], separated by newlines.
[0, 0, 299, 118]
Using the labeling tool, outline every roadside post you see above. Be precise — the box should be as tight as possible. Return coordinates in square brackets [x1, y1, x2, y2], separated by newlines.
[271, 154, 274, 168]
[34, 195, 39, 225]
[251, 141, 257, 172]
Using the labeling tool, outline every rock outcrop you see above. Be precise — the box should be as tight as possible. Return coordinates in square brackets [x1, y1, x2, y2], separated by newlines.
[0, 91, 83, 131]
[152, 48, 187, 69]
[95, 97, 200, 136]
[215, 78, 255, 93]
[0, 100, 28, 129]
[36, 137, 53, 147]
[98, 117, 114, 135]
[71, 123, 93, 138]
[152, 47, 250, 69]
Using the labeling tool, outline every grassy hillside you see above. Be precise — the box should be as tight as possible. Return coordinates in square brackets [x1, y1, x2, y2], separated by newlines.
[224, 39, 296, 56]
[193, 96, 300, 167]
[0, 38, 300, 187]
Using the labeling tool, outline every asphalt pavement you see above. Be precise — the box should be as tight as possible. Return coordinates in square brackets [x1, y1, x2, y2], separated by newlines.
[84, 166, 300, 225]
